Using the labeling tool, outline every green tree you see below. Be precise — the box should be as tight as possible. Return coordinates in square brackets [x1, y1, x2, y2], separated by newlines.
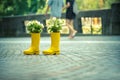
[75, 0, 120, 10]
[104, 0, 120, 8]
[0, 0, 28, 16]
[0, 0, 46, 16]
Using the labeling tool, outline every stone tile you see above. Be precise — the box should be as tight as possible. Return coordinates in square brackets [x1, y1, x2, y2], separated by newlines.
[0, 36, 120, 80]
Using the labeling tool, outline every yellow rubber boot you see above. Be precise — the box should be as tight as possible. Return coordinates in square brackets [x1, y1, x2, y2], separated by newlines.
[24, 33, 40, 55]
[43, 32, 60, 55]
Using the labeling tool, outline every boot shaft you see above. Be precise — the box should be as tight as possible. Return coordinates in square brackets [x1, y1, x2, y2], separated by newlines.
[31, 33, 40, 50]
[31, 33, 40, 45]
[50, 32, 60, 49]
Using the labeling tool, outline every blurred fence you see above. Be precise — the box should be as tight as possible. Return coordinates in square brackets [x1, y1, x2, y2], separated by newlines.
[0, 3, 120, 37]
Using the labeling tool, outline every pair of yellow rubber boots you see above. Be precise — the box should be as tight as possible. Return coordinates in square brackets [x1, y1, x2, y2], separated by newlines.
[23, 33, 60, 55]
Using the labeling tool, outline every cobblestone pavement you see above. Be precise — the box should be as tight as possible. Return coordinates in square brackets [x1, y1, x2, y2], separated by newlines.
[0, 36, 120, 80]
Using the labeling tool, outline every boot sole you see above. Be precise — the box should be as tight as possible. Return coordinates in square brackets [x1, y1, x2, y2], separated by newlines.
[43, 51, 60, 55]
[24, 51, 40, 55]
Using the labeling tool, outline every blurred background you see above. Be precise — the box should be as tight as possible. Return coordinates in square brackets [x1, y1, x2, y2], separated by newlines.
[0, 0, 120, 36]
[0, 0, 119, 16]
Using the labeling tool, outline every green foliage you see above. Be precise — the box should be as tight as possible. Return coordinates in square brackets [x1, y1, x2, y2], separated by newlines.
[75, 0, 120, 10]
[0, 0, 28, 16]
[0, 0, 46, 16]
[28, 0, 45, 13]
[104, 0, 120, 8]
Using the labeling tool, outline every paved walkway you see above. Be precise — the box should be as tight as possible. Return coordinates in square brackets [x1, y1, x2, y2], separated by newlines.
[0, 36, 120, 80]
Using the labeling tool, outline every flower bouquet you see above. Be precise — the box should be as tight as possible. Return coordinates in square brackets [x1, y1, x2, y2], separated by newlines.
[46, 17, 63, 33]
[25, 20, 44, 33]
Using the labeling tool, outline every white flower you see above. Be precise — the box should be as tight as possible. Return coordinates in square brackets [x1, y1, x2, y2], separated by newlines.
[52, 17, 57, 21]
[41, 24, 44, 28]
[25, 20, 44, 33]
